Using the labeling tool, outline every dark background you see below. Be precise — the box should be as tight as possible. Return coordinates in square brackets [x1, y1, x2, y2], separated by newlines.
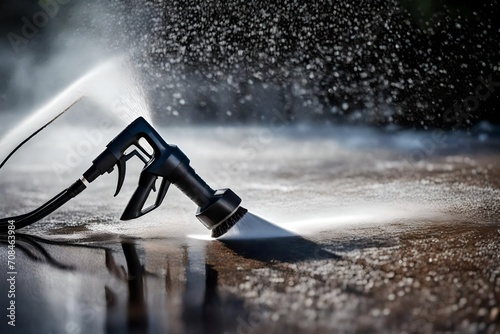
[0, 0, 499, 128]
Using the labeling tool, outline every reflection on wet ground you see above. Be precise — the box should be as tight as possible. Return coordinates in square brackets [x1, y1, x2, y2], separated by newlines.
[1, 233, 339, 333]
[1, 221, 499, 333]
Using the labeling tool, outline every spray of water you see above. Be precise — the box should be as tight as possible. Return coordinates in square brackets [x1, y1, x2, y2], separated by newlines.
[187, 203, 451, 241]
[0, 58, 151, 165]
[87, 59, 152, 124]
[188, 212, 296, 241]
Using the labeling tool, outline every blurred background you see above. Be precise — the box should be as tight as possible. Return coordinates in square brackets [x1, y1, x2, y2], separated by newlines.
[1, 3, 500, 333]
[0, 0, 499, 128]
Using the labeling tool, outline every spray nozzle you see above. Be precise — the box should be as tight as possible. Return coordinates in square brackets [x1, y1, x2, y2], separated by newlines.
[82, 117, 242, 230]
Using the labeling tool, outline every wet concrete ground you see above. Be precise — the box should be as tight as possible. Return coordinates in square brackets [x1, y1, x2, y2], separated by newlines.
[0, 122, 499, 333]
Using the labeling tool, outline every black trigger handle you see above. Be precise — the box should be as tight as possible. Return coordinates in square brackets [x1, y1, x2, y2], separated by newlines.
[114, 157, 127, 197]
[113, 150, 152, 197]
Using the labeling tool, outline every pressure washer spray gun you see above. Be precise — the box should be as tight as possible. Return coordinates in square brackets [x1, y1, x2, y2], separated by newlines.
[0, 117, 247, 237]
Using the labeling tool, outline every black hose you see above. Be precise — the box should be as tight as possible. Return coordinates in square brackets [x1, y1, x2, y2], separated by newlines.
[0, 97, 85, 233]
[0, 179, 86, 233]
[0, 98, 82, 170]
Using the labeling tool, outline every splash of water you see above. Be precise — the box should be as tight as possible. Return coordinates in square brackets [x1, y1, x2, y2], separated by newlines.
[87, 59, 152, 124]
[188, 212, 296, 241]
[220, 212, 296, 240]
[187, 204, 451, 241]
[188, 205, 450, 241]
[0, 58, 151, 165]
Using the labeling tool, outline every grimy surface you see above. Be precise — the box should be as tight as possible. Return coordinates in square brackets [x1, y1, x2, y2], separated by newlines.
[0, 122, 499, 334]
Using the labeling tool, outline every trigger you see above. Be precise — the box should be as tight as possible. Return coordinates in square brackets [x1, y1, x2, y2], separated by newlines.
[114, 157, 127, 197]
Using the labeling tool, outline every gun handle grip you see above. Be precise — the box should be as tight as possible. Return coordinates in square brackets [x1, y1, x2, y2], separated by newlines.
[156, 177, 170, 208]
[121, 172, 158, 220]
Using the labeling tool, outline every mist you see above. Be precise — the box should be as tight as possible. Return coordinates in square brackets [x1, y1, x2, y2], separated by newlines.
[0, 0, 148, 117]
[1, 0, 499, 128]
